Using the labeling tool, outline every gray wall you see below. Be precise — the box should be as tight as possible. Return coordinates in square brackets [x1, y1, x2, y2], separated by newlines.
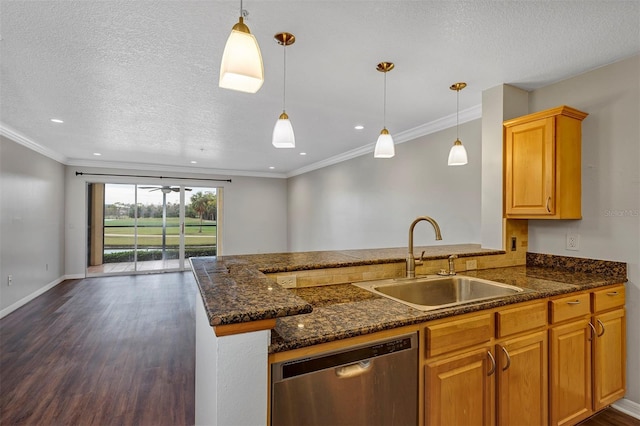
[64, 167, 289, 275]
[527, 55, 640, 404]
[0, 136, 65, 312]
[287, 119, 482, 251]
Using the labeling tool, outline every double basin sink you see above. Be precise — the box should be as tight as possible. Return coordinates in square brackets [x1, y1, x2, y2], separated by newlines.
[353, 275, 527, 311]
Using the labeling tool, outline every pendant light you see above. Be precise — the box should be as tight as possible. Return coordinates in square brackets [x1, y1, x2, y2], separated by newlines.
[374, 62, 395, 158]
[219, 0, 264, 93]
[448, 82, 468, 166]
[272, 32, 295, 148]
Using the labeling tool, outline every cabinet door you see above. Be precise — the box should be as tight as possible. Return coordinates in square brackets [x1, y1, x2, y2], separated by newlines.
[505, 117, 555, 216]
[593, 308, 626, 410]
[425, 347, 494, 426]
[496, 331, 548, 426]
[549, 318, 592, 426]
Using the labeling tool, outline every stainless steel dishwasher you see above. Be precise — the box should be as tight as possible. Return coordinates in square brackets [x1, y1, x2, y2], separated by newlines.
[271, 332, 418, 426]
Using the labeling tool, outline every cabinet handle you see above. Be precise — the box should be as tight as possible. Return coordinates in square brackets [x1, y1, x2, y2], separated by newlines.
[501, 346, 511, 371]
[588, 322, 597, 341]
[597, 319, 606, 337]
[487, 351, 496, 376]
[606, 291, 619, 296]
[546, 197, 551, 212]
[566, 300, 581, 305]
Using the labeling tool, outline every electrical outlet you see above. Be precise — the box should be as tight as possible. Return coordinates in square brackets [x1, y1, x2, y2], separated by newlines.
[466, 260, 478, 270]
[276, 275, 297, 288]
[7, 275, 12, 286]
[566, 233, 580, 251]
[511, 236, 517, 251]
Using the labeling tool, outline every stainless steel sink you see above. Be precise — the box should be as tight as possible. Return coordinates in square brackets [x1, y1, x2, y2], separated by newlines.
[353, 275, 526, 311]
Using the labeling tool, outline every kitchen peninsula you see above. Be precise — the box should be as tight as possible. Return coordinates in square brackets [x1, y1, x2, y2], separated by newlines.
[190, 245, 627, 426]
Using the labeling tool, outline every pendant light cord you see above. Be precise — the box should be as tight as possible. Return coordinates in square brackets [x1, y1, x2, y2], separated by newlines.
[239, 0, 243, 16]
[283, 43, 287, 112]
[456, 88, 459, 140]
[383, 71, 387, 128]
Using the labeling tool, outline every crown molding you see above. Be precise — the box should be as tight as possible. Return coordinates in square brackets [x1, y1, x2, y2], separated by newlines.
[3, 105, 481, 181]
[0, 123, 68, 164]
[287, 104, 482, 177]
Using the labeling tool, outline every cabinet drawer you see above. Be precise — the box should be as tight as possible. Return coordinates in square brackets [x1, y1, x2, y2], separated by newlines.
[592, 285, 625, 313]
[496, 300, 547, 338]
[425, 313, 493, 358]
[549, 293, 590, 324]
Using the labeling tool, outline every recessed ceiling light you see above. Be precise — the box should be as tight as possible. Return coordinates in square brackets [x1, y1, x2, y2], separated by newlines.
[354, 125, 364, 130]
[300, 152, 307, 156]
[93, 152, 101, 156]
[50, 118, 64, 123]
[269, 166, 275, 170]
[190, 160, 197, 164]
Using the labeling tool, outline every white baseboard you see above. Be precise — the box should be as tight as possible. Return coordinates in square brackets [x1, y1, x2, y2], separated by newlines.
[613, 398, 640, 419]
[0, 275, 74, 319]
[64, 273, 85, 280]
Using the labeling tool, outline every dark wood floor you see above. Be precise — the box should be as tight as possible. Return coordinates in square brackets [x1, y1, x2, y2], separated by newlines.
[1, 272, 638, 426]
[578, 407, 640, 426]
[0, 272, 196, 426]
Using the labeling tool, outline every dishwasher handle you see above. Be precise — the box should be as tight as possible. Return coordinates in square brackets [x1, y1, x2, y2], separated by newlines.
[335, 360, 372, 378]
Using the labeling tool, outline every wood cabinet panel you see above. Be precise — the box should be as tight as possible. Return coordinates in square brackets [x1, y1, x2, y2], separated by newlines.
[593, 308, 626, 410]
[425, 313, 493, 358]
[549, 293, 590, 324]
[592, 285, 625, 313]
[425, 347, 493, 426]
[549, 318, 592, 426]
[496, 331, 548, 426]
[496, 300, 547, 338]
[504, 117, 555, 215]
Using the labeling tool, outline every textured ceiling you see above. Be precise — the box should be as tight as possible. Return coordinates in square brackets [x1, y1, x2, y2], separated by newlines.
[1, 1, 639, 177]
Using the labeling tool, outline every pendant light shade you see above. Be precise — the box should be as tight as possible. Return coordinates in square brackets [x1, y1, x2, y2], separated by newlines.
[448, 139, 468, 165]
[273, 112, 295, 148]
[448, 82, 468, 166]
[374, 128, 395, 158]
[374, 62, 395, 159]
[272, 32, 295, 148]
[219, 3, 264, 94]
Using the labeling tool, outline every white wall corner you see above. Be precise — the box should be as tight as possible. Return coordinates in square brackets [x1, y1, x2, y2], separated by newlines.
[480, 84, 529, 249]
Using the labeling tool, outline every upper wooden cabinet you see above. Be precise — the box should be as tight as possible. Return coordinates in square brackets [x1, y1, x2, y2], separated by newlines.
[504, 105, 588, 219]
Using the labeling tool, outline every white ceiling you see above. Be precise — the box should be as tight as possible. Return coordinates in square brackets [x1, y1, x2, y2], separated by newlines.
[1, 1, 639, 177]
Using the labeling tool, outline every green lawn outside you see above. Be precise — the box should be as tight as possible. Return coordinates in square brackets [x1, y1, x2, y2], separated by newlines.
[104, 217, 216, 247]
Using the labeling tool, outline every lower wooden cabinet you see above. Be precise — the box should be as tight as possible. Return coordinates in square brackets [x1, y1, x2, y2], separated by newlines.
[549, 317, 593, 426]
[425, 346, 494, 426]
[496, 331, 548, 426]
[548, 286, 627, 426]
[593, 308, 626, 410]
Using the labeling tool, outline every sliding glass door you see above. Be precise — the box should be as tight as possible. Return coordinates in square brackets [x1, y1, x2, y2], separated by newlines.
[87, 183, 218, 276]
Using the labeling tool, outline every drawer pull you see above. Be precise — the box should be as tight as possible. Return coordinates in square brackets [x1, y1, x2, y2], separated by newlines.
[597, 319, 606, 337]
[487, 351, 496, 376]
[501, 346, 511, 371]
[566, 300, 581, 305]
[588, 322, 597, 341]
[606, 291, 619, 296]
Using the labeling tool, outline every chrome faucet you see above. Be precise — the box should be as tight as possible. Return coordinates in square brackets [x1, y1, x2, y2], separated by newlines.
[406, 216, 443, 278]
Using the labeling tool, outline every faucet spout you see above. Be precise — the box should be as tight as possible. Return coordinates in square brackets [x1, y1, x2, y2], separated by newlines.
[407, 216, 443, 278]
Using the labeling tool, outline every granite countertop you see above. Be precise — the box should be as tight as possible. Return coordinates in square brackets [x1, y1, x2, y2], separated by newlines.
[189, 246, 627, 353]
